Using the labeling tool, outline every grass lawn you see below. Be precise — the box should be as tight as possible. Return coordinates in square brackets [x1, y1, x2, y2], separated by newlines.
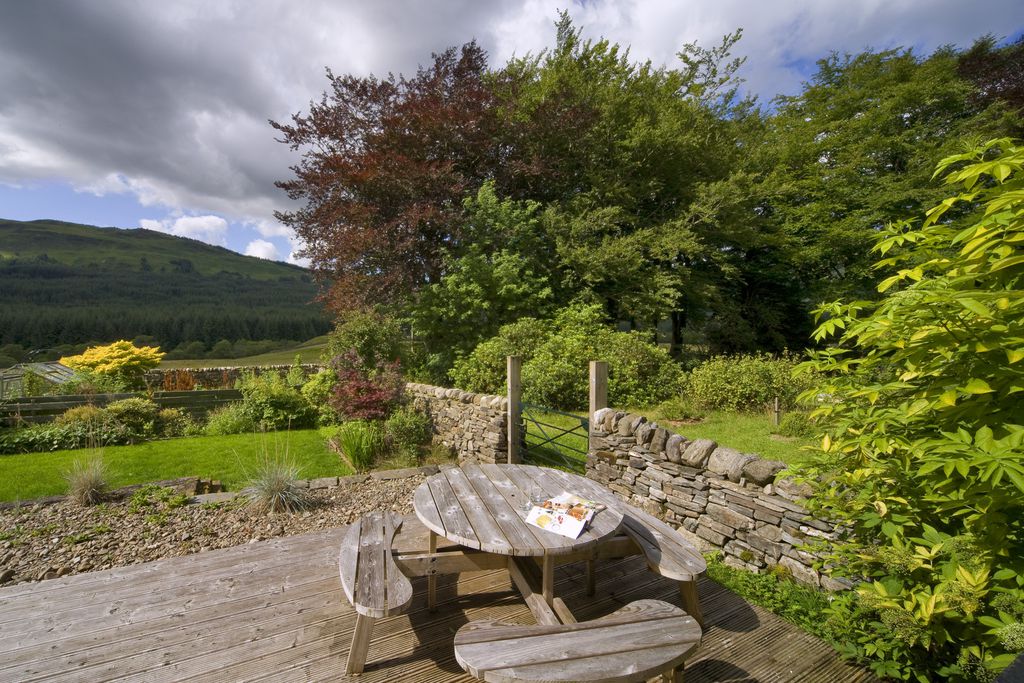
[665, 411, 812, 466]
[158, 336, 328, 369]
[0, 429, 351, 503]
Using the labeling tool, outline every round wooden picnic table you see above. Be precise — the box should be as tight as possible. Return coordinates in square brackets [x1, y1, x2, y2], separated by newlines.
[413, 463, 625, 557]
[412, 463, 625, 618]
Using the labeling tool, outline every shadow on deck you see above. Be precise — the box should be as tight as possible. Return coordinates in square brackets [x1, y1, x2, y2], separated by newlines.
[0, 527, 877, 682]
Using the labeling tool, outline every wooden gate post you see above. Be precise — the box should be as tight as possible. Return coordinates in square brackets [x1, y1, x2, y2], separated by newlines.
[589, 360, 608, 453]
[507, 356, 522, 464]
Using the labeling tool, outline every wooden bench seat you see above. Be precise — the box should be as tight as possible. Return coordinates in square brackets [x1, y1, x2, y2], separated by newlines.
[338, 511, 413, 674]
[454, 599, 702, 683]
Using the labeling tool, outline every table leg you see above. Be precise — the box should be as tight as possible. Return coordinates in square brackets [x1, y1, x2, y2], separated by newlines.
[427, 530, 437, 612]
[542, 552, 554, 607]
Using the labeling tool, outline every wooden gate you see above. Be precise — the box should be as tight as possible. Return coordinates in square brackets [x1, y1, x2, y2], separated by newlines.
[520, 402, 588, 473]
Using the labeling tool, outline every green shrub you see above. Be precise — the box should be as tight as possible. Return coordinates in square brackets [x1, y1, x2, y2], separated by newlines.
[0, 421, 133, 454]
[204, 403, 255, 436]
[797, 141, 1024, 681]
[55, 404, 114, 429]
[449, 317, 550, 393]
[385, 407, 432, 458]
[237, 371, 316, 430]
[21, 370, 49, 397]
[653, 396, 704, 422]
[60, 370, 130, 395]
[105, 398, 160, 437]
[64, 453, 108, 506]
[774, 411, 818, 439]
[300, 368, 339, 425]
[686, 353, 811, 413]
[452, 304, 682, 411]
[332, 420, 384, 472]
[324, 310, 404, 367]
[156, 408, 195, 437]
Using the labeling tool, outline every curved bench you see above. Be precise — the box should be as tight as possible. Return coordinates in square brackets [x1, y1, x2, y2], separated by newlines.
[339, 511, 413, 674]
[454, 599, 701, 683]
[542, 468, 707, 624]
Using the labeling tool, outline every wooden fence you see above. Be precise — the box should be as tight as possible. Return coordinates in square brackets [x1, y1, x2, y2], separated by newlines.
[0, 389, 242, 427]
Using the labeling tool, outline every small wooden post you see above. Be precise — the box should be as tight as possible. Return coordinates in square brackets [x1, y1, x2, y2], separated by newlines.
[589, 360, 608, 423]
[507, 356, 522, 464]
[589, 360, 608, 455]
[773, 396, 781, 426]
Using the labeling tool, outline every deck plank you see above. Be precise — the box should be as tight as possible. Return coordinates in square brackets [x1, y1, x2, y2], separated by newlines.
[0, 518, 877, 682]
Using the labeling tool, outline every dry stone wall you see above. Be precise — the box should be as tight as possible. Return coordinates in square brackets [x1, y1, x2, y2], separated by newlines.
[406, 383, 510, 465]
[587, 407, 848, 590]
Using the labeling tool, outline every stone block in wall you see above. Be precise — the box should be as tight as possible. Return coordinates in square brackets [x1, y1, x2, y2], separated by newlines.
[742, 458, 787, 486]
[707, 447, 757, 482]
[593, 407, 614, 426]
[742, 530, 787, 560]
[664, 434, 684, 463]
[705, 502, 755, 531]
[635, 421, 655, 446]
[649, 427, 669, 453]
[774, 476, 813, 501]
[681, 439, 716, 468]
[696, 524, 729, 547]
[644, 467, 674, 484]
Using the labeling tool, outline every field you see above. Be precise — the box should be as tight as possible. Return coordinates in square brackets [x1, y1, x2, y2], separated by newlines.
[158, 336, 329, 369]
[0, 429, 350, 503]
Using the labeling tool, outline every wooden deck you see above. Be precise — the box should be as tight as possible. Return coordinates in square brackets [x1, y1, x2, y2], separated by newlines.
[0, 526, 877, 682]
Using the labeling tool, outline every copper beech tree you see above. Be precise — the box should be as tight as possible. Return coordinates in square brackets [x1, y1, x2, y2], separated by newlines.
[271, 42, 503, 313]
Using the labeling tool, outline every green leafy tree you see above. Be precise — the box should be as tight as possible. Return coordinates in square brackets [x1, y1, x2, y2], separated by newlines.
[408, 183, 555, 377]
[751, 46, 1021, 308]
[798, 139, 1024, 681]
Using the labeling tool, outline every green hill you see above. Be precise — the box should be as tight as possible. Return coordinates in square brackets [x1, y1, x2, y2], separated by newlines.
[0, 218, 307, 280]
[0, 218, 331, 353]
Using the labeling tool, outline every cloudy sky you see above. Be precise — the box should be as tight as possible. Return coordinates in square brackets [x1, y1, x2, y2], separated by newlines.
[1, 1, 1021, 264]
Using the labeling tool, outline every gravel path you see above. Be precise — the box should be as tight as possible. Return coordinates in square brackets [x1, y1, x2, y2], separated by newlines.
[0, 475, 425, 586]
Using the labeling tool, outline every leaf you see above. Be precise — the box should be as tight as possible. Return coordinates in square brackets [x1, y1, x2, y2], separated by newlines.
[939, 390, 957, 407]
[963, 379, 994, 394]
[1007, 348, 1024, 364]
[958, 298, 992, 317]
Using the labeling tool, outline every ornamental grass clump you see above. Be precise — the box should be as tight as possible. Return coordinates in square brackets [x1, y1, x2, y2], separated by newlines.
[240, 439, 313, 514]
[65, 453, 108, 506]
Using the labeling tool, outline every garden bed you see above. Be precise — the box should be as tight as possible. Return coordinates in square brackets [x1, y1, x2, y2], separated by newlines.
[0, 471, 427, 587]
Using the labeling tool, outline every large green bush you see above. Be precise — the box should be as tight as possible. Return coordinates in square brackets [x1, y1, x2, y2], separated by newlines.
[450, 317, 550, 394]
[104, 398, 161, 437]
[384, 407, 432, 459]
[237, 371, 317, 430]
[686, 353, 811, 413]
[451, 304, 683, 411]
[798, 140, 1024, 681]
[204, 402, 255, 436]
[300, 368, 339, 426]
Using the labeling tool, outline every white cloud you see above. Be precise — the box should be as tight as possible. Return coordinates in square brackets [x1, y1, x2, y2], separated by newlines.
[140, 214, 229, 246]
[244, 238, 280, 260]
[286, 249, 311, 267]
